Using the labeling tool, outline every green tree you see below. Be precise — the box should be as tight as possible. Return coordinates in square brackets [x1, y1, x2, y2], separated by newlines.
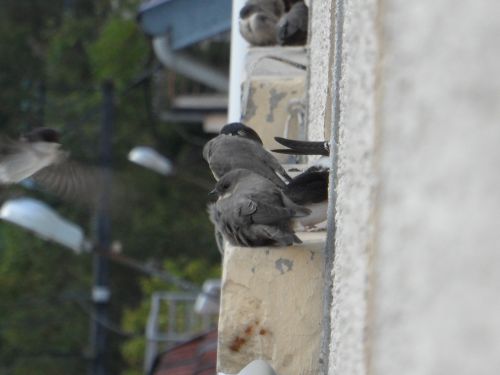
[121, 259, 221, 375]
[0, 0, 224, 373]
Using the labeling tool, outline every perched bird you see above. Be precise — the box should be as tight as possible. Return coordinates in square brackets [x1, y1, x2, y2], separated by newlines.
[272, 136, 332, 228]
[208, 168, 310, 247]
[277, 1, 308, 46]
[239, 0, 285, 46]
[283, 157, 329, 228]
[0, 127, 100, 205]
[203, 122, 292, 188]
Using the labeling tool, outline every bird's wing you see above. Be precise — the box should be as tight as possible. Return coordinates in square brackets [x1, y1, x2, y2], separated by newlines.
[272, 136, 329, 156]
[279, 191, 311, 217]
[205, 136, 290, 186]
[32, 161, 103, 207]
[238, 197, 296, 225]
[0, 140, 46, 184]
[284, 168, 329, 205]
[256, 147, 292, 183]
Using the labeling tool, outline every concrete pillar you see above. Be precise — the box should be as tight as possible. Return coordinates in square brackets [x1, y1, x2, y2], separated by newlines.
[217, 232, 325, 374]
[242, 47, 308, 163]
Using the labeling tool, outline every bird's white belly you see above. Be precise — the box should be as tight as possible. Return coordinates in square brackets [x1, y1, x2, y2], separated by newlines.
[295, 201, 328, 228]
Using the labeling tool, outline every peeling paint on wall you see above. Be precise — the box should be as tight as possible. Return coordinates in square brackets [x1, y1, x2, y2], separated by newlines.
[267, 88, 287, 123]
[275, 258, 294, 274]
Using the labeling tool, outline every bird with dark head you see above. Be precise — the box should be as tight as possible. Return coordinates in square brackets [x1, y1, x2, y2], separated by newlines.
[239, 0, 309, 46]
[203, 122, 292, 188]
[239, 0, 285, 46]
[20, 127, 61, 144]
[204, 125, 331, 233]
[272, 135, 332, 228]
[219, 122, 264, 144]
[209, 168, 310, 247]
[277, 1, 309, 46]
[0, 127, 104, 207]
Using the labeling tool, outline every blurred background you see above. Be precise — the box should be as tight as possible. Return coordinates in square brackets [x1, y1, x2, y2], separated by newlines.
[0, 1, 230, 374]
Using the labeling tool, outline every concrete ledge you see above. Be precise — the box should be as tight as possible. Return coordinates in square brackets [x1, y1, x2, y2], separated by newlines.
[217, 232, 325, 375]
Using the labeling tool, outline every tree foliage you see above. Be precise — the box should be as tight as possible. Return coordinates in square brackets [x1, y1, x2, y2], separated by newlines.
[0, 0, 225, 373]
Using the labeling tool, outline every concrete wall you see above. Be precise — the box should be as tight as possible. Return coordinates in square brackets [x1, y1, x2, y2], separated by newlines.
[307, 0, 334, 142]
[322, 0, 500, 374]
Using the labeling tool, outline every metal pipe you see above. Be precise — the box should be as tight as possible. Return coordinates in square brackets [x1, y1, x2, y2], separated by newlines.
[227, 0, 249, 121]
[152, 36, 229, 93]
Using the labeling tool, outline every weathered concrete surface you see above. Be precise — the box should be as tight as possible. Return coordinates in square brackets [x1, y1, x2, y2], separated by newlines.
[241, 77, 306, 163]
[324, 0, 379, 374]
[245, 47, 307, 77]
[217, 232, 325, 375]
[307, 0, 334, 143]
[369, 1, 500, 374]
[323, 0, 500, 374]
[242, 48, 307, 163]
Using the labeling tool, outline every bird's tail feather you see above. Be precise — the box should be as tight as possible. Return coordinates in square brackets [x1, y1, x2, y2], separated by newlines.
[272, 137, 329, 156]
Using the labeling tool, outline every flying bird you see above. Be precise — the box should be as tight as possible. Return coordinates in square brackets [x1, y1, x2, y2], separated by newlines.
[0, 127, 101, 206]
[208, 169, 310, 247]
[0, 127, 66, 184]
[203, 122, 292, 188]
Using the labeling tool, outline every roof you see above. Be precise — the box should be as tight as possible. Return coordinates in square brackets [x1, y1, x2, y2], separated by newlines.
[137, 0, 232, 49]
[150, 329, 218, 375]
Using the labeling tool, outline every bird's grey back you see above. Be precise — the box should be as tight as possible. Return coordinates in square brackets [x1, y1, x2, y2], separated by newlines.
[203, 135, 290, 187]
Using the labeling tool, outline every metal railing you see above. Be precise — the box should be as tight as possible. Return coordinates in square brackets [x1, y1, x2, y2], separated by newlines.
[144, 291, 218, 373]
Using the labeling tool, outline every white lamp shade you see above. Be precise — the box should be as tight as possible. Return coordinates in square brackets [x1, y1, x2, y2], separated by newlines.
[0, 197, 86, 253]
[128, 146, 173, 176]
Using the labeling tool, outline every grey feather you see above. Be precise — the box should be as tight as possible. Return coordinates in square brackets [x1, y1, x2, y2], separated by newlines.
[203, 134, 291, 187]
[277, 1, 308, 46]
[239, 0, 285, 46]
[208, 169, 309, 247]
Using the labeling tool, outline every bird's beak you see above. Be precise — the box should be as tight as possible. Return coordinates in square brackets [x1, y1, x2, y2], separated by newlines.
[208, 189, 218, 196]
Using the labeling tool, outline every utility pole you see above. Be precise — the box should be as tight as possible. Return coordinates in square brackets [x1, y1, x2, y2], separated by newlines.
[89, 81, 114, 375]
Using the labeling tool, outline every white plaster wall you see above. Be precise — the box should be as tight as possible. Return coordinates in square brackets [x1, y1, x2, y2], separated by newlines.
[370, 1, 500, 374]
